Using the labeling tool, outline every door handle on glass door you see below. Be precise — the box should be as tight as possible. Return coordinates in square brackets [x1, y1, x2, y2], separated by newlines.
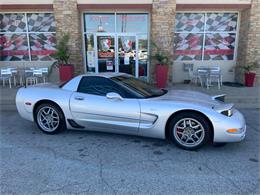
[75, 96, 84, 101]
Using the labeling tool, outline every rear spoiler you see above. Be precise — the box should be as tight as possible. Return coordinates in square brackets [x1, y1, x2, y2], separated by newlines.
[212, 94, 226, 102]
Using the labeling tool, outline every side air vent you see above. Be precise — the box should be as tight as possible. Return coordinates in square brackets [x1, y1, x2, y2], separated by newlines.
[67, 119, 85, 129]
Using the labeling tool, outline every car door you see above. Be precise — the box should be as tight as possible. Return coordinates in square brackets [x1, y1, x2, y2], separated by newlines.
[69, 76, 140, 134]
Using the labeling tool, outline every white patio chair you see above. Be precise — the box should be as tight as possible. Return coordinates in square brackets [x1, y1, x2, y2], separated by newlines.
[33, 68, 43, 83]
[197, 67, 208, 87]
[10, 67, 17, 86]
[25, 68, 37, 86]
[207, 66, 222, 89]
[0, 68, 12, 88]
[40, 67, 49, 83]
[188, 68, 199, 85]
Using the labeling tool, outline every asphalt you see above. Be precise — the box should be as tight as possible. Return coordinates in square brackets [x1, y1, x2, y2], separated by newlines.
[0, 109, 259, 194]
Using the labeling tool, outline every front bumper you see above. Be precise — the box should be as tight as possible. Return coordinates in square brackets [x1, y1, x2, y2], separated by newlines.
[213, 109, 246, 143]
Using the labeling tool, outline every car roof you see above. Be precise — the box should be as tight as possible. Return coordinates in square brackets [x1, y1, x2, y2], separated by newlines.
[81, 72, 127, 78]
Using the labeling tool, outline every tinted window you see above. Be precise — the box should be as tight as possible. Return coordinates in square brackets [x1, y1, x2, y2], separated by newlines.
[111, 75, 167, 98]
[77, 76, 126, 97]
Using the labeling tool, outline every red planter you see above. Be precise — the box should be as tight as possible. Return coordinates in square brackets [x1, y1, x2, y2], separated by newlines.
[244, 72, 256, 87]
[59, 64, 74, 82]
[156, 64, 168, 88]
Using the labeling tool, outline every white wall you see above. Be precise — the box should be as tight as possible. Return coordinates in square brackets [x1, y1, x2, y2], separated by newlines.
[0, 61, 53, 69]
[172, 61, 236, 83]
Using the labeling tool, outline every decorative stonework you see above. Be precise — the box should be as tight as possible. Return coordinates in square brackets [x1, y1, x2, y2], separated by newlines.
[150, 0, 176, 84]
[236, 0, 260, 85]
[53, 0, 84, 75]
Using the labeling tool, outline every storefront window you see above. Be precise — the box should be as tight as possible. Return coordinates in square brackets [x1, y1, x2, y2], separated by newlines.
[83, 13, 149, 79]
[204, 33, 236, 60]
[0, 33, 29, 61]
[0, 13, 56, 61]
[0, 13, 27, 32]
[174, 33, 203, 61]
[174, 12, 238, 61]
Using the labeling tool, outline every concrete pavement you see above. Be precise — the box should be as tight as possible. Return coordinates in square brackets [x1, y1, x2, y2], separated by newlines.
[0, 109, 259, 194]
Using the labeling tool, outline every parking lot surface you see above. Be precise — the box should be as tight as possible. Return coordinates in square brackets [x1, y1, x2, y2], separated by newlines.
[0, 109, 259, 195]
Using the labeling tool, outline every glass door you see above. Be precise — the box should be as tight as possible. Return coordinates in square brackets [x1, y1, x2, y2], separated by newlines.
[95, 34, 116, 72]
[117, 35, 137, 77]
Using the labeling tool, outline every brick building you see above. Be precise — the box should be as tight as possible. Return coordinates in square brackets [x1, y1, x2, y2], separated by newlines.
[1, 0, 259, 84]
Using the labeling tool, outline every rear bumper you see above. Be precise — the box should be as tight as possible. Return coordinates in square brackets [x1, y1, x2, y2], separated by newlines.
[213, 109, 246, 143]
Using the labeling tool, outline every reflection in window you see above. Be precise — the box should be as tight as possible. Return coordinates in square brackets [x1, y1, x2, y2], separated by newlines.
[138, 34, 148, 78]
[0, 34, 29, 61]
[85, 34, 95, 72]
[174, 12, 238, 61]
[84, 14, 115, 33]
[116, 14, 148, 33]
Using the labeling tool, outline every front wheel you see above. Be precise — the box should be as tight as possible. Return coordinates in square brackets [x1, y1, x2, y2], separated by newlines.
[169, 112, 212, 150]
[35, 103, 66, 134]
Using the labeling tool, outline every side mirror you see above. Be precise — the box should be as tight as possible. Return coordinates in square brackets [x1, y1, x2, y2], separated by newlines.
[106, 92, 123, 101]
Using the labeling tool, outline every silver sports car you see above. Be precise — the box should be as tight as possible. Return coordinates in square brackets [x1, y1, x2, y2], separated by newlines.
[16, 73, 246, 150]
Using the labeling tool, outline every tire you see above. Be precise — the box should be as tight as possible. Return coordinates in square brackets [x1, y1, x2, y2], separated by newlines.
[34, 103, 66, 134]
[168, 112, 212, 150]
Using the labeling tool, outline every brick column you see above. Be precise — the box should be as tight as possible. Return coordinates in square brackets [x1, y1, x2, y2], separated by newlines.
[150, 0, 176, 84]
[236, 0, 260, 84]
[53, 0, 84, 75]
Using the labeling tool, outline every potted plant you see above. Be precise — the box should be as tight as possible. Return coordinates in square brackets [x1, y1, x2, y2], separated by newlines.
[51, 33, 74, 82]
[242, 61, 259, 87]
[151, 42, 170, 88]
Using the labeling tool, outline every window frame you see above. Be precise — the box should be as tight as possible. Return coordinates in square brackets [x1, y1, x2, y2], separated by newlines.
[174, 11, 240, 62]
[0, 11, 56, 62]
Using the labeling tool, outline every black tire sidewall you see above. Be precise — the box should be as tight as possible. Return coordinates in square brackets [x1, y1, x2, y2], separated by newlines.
[169, 112, 211, 150]
[34, 103, 66, 134]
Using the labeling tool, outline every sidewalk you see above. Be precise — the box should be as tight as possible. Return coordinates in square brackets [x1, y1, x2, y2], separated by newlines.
[0, 83, 259, 111]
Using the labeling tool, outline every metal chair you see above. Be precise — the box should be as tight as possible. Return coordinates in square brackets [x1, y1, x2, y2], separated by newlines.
[10, 67, 17, 86]
[207, 66, 222, 89]
[40, 67, 49, 83]
[197, 67, 208, 87]
[25, 68, 37, 86]
[188, 68, 199, 85]
[0, 68, 12, 88]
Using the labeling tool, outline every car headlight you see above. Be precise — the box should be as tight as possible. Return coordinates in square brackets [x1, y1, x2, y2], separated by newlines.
[221, 109, 233, 117]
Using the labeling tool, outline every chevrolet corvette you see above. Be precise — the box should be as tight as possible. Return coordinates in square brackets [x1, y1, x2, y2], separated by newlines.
[16, 73, 246, 150]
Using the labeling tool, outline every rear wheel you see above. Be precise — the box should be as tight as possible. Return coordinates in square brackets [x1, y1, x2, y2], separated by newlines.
[169, 112, 211, 150]
[35, 103, 65, 134]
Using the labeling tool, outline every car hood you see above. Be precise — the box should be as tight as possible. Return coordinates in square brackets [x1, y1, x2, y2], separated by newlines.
[27, 83, 59, 88]
[153, 89, 222, 108]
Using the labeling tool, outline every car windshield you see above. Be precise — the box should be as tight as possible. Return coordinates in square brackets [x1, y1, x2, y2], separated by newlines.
[111, 75, 167, 98]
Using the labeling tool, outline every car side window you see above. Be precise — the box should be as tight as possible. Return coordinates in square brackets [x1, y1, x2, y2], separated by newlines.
[77, 76, 126, 97]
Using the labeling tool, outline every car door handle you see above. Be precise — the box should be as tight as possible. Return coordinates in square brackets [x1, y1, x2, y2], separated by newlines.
[74, 96, 84, 101]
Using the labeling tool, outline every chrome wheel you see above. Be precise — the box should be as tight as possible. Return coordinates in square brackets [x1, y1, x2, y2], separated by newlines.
[37, 106, 60, 132]
[173, 118, 205, 147]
